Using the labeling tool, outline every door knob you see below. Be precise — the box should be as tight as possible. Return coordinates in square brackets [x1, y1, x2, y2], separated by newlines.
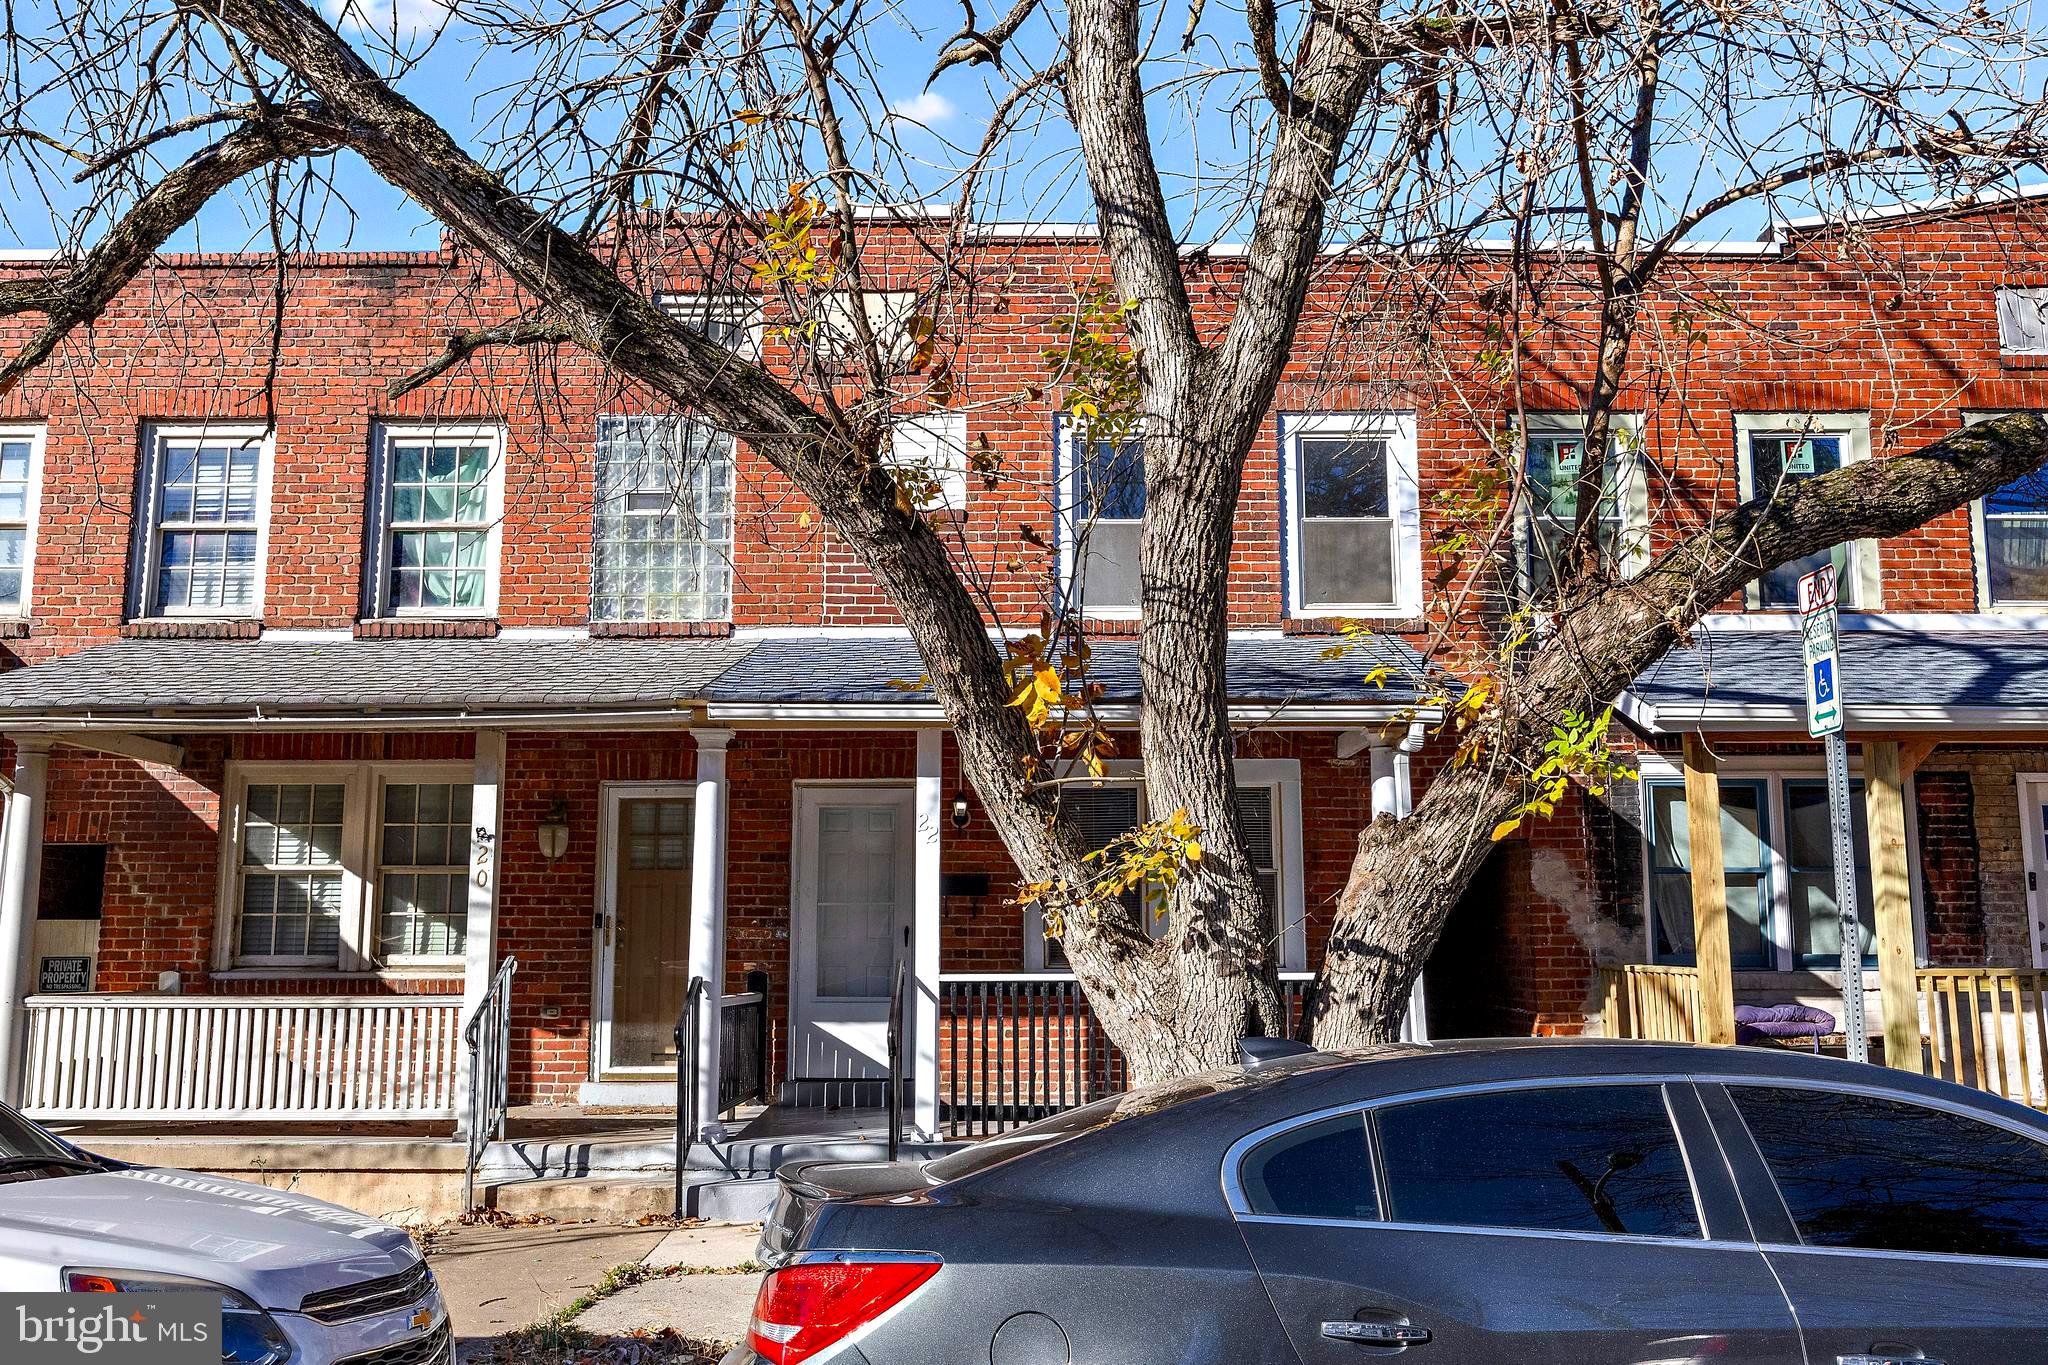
[1322, 1321, 1431, 1347]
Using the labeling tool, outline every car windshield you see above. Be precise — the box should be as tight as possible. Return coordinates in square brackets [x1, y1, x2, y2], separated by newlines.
[0, 1106, 90, 1166]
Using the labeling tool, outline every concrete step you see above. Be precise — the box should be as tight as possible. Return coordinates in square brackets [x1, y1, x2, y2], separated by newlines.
[775, 1078, 909, 1108]
[477, 1131, 953, 1181]
[479, 1171, 781, 1224]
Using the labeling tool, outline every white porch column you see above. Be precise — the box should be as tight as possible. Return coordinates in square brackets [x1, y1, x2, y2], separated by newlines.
[687, 728, 733, 1137]
[1369, 735, 1430, 1043]
[911, 730, 943, 1141]
[455, 730, 507, 1138]
[0, 738, 49, 1102]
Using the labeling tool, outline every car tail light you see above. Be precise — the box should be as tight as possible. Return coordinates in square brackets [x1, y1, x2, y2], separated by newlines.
[746, 1256, 939, 1364]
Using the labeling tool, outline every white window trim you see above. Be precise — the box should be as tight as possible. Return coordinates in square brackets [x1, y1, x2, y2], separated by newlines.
[1962, 410, 2048, 612]
[1518, 412, 1649, 592]
[1054, 414, 1144, 621]
[365, 423, 507, 620]
[1023, 758, 1308, 972]
[1995, 287, 2048, 357]
[0, 424, 45, 617]
[1635, 751, 1925, 976]
[129, 423, 275, 621]
[213, 758, 476, 975]
[1732, 412, 1880, 611]
[1279, 411, 1422, 619]
[656, 291, 764, 359]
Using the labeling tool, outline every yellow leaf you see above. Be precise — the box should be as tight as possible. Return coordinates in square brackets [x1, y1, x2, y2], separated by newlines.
[1183, 839, 1202, 862]
[797, 510, 812, 528]
[737, 109, 769, 125]
[1033, 665, 1062, 704]
[1490, 817, 1522, 842]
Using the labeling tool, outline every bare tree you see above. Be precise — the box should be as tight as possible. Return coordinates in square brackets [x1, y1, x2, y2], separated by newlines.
[4, 0, 2048, 1078]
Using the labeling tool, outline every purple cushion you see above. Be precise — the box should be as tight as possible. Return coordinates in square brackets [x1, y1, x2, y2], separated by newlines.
[1734, 1003, 1836, 1043]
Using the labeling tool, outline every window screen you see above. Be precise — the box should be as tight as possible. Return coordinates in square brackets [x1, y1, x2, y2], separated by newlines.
[1240, 1112, 1377, 1220]
[1735, 1086, 2048, 1260]
[1379, 1085, 1700, 1238]
[1071, 437, 1144, 611]
[1298, 435, 1393, 608]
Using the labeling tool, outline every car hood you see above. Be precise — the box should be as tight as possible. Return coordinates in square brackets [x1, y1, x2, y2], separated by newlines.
[0, 1167, 418, 1309]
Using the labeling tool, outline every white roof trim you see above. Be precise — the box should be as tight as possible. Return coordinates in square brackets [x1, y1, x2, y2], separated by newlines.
[1771, 180, 2048, 234]
[1619, 693, 2048, 734]
[1694, 611, 2048, 634]
[705, 701, 1444, 728]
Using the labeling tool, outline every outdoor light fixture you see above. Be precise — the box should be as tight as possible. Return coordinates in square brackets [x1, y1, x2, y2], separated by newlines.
[537, 795, 571, 861]
[950, 791, 971, 830]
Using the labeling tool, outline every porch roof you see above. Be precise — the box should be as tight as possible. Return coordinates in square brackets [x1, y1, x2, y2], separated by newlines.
[0, 636, 754, 727]
[704, 634, 1441, 713]
[1622, 627, 2048, 732]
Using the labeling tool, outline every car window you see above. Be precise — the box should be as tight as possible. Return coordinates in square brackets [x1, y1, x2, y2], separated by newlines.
[1238, 1112, 1377, 1220]
[1732, 1085, 2048, 1260]
[1377, 1084, 1700, 1239]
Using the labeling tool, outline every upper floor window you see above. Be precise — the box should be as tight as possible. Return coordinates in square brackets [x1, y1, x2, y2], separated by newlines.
[814, 290, 920, 371]
[0, 427, 43, 615]
[367, 425, 503, 619]
[1996, 287, 2048, 356]
[1965, 412, 2048, 608]
[132, 424, 271, 619]
[886, 413, 969, 511]
[659, 293, 760, 354]
[1522, 419, 1646, 595]
[1281, 413, 1420, 618]
[1059, 420, 1144, 616]
[1734, 414, 1875, 610]
[220, 760, 477, 973]
[591, 415, 734, 623]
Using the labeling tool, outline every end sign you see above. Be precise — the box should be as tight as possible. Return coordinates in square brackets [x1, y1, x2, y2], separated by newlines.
[1799, 563, 1843, 737]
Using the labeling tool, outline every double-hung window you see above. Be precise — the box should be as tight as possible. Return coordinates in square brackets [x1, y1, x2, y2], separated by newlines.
[134, 425, 271, 618]
[1523, 419, 1645, 595]
[1027, 762, 1304, 971]
[1965, 411, 2048, 608]
[1281, 413, 1421, 617]
[1642, 763, 1890, 973]
[369, 425, 503, 618]
[1060, 421, 1145, 616]
[220, 761, 481, 973]
[1734, 414, 1874, 609]
[0, 426, 42, 615]
[591, 415, 735, 623]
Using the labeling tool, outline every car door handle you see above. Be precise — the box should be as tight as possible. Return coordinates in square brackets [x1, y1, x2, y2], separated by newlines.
[1322, 1321, 1431, 1347]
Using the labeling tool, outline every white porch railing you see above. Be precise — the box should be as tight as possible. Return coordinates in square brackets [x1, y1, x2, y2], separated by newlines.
[20, 994, 463, 1121]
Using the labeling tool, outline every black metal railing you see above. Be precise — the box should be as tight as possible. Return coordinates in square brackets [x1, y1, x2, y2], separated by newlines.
[939, 973, 1314, 1138]
[462, 956, 518, 1212]
[674, 974, 708, 1218]
[886, 959, 906, 1161]
[718, 970, 770, 1114]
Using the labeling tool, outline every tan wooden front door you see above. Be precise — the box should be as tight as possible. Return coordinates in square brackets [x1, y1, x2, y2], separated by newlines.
[602, 796, 695, 1073]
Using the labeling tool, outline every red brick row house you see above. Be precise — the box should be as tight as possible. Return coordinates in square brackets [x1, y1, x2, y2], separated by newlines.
[0, 197, 2045, 1173]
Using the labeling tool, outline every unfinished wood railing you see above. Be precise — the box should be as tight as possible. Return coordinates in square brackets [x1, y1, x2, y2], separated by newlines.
[20, 993, 463, 1121]
[1918, 968, 2048, 1109]
[1598, 964, 1705, 1043]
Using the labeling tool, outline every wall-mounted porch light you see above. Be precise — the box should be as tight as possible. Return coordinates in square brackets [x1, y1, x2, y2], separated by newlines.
[537, 795, 572, 861]
[950, 791, 971, 831]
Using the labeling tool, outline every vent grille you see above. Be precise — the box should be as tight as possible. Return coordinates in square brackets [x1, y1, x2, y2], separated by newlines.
[300, 1259, 433, 1324]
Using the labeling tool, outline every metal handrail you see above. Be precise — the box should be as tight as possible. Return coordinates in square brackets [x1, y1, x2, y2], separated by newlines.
[462, 956, 518, 1212]
[675, 975, 708, 1218]
[886, 958, 906, 1162]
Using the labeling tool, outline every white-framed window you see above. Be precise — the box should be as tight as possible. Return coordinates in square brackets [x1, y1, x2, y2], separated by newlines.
[217, 760, 479, 973]
[657, 292, 762, 355]
[1733, 413, 1878, 610]
[0, 425, 43, 615]
[813, 290, 920, 369]
[1638, 755, 1921, 975]
[1964, 411, 2048, 609]
[1024, 759, 1307, 971]
[886, 413, 969, 511]
[1280, 412, 1422, 618]
[366, 424, 505, 618]
[1056, 417, 1145, 617]
[130, 424, 273, 619]
[591, 415, 735, 622]
[1996, 288, 2048, 356]
[1521, 415, 1648, 595]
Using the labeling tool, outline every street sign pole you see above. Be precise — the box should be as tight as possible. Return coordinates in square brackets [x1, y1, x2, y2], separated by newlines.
[1800, 561, 1867, 1063]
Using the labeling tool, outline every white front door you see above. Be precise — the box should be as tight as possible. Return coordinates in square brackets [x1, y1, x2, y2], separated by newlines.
[2025, 776, 2048, 969]
[791, 787, 915, 1079]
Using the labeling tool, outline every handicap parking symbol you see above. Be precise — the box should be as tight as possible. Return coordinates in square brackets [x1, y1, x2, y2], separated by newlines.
[1812, 657, 1835, 704]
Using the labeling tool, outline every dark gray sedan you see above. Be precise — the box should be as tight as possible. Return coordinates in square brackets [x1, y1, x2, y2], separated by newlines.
[724, 1039, 2048, 1365]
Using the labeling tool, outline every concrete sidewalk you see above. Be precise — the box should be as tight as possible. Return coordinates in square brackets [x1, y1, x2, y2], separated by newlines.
[573, 1223, 765, 1350]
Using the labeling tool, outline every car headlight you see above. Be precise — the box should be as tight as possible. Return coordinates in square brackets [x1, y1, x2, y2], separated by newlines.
[65, 1268, 293, 1365]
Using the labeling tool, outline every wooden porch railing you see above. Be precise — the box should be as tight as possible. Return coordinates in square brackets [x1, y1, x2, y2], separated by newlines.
[1598, 964, 1705, 1044]
[939, 972, 1313, 1138]
[20, 994, 463, 1121]
[1918, 968, 2048, 1109]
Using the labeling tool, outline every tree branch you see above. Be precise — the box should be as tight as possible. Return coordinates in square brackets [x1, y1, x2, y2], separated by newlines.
[385, 319, 577, 398]
[929, 0, 1044, 83]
